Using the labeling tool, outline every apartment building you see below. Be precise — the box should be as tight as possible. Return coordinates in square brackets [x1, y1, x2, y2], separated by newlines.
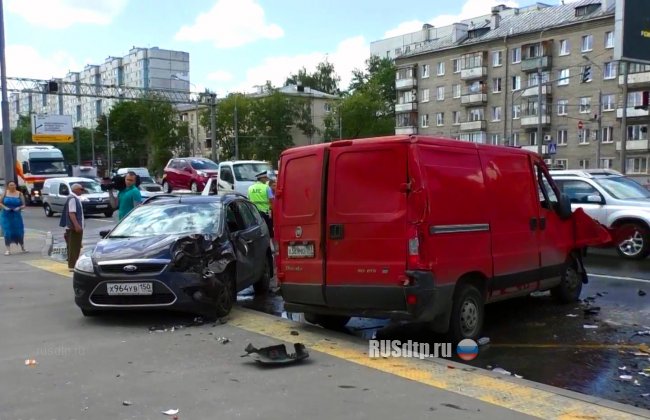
[373, 0, 650, 179]
[9, 46, 190, 129]
[175, 103, 210, 157]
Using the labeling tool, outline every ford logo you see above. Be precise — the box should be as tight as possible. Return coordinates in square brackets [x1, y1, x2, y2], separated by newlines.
[123, 265, 138, 272]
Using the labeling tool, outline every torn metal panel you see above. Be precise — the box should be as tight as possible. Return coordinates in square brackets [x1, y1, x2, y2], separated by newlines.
[241, 343, 310, 365]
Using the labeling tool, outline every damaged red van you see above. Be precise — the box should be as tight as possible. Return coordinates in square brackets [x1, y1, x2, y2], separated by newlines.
[274, 136, 610, 341]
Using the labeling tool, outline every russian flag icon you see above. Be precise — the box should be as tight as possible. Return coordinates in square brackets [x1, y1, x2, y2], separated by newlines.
[456, 339, 479, 361]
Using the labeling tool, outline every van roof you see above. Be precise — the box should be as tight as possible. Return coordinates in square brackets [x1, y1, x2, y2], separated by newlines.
[280, 135, 537, 157]
[44, 177, 99, 184]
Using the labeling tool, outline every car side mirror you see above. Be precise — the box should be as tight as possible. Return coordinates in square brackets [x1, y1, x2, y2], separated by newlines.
[558, 193, 573, 220]
[99, 230, 110, 238]
[587, 194, 604, 204]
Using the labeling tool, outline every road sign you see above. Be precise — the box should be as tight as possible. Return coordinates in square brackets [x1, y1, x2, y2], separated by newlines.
[578, 120, 584, 130]
[548, 143, 557, 155]
[614, 0, 650, 65]
[31, 114, 73, 143]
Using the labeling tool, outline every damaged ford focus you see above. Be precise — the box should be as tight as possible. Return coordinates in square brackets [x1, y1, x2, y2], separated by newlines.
[72, 194, 273, 319]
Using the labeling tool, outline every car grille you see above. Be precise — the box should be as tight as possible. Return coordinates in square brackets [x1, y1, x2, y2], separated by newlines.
[144, 186, 162, 192]
[99, 263, 167, 275]
[91, 293, 175, 305]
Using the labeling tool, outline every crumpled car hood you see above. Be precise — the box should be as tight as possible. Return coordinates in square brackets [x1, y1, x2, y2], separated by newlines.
[572, 207, 613, 248]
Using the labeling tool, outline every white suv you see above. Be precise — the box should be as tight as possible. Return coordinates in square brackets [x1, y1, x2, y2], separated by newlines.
[550, 169, 650, 260]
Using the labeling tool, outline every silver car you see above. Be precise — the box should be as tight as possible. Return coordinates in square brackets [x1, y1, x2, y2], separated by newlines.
[550, 169, 650, 260]
[42, 177, 113, 218]
[116, 167, 163, 200]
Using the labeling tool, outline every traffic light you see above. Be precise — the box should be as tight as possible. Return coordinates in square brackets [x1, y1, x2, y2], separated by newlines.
[581, 65, 592, 83]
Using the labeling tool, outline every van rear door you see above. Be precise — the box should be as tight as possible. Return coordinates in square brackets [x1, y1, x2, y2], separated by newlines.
[324, 142, 409, 308]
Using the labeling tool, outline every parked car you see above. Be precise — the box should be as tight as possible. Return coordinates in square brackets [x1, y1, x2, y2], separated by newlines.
[217, 160, 274, 196]
[550, 169, 650, 260]
[115, 167, 164, 200]
[275, 136, 611, 341]
[72, 194, 273, 319]
[162, 158, 219, 193]
[42, 177, 113, 218]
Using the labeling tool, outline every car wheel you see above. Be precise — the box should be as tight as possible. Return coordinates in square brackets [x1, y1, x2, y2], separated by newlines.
[43, 204, 54, 217]
[213, 273, 235, 318]
[190, 182, 198, 193]
[81, 308, 99, 317]
[551, 256, 583, 303]
[23, 192, 32, 206]
[162, 181, 171, 193]
[615, 223, 650, 260]
[448, 284, 484, 342]
[253, 255, 272, 295]
[304, 313, 350, 330]
[104, 210, 114, 218]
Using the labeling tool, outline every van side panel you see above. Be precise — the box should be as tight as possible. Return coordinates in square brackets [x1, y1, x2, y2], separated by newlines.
[416, 144, 492, 287]
[480, 151, 540, 294]
[325, 144, 408, 308]
[276, 149, 326, 306]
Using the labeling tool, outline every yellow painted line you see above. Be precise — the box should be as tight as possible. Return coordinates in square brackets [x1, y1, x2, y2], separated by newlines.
[228, 308, 644, 420]
[24, 259, 71, 278]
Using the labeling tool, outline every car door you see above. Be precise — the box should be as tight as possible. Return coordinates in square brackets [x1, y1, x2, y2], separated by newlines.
[226, 201, 261, 289]
[219, 166, 235, 192]
[55, 182, 69, 212]
[555, 179, 608, 225]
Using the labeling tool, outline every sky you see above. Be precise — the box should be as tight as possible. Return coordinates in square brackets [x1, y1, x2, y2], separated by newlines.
[4, 0, 577, 98]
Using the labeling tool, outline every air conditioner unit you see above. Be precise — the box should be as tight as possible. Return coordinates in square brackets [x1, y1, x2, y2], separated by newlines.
[543, 135, 552, 142]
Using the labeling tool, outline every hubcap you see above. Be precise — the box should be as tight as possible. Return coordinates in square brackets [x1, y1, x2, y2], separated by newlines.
[460, 299, 478, 336]
[618, 230, 644, 256]
[563, 265, 579, 290]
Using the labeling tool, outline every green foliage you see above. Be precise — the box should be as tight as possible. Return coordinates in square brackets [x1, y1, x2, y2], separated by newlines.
[285, 60, 341, 95]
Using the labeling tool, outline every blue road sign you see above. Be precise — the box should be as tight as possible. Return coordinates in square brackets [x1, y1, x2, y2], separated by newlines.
[548, 143, 557, 155]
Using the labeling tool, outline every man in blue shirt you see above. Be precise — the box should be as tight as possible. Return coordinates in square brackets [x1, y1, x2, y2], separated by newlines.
[109, 172, 143, 220]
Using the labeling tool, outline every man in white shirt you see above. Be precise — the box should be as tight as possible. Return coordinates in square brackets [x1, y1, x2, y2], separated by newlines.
[64, 184, 85, 271]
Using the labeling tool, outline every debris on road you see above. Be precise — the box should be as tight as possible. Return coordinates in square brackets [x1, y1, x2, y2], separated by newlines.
[583, 324, 599, 329]
[632, 330, 650, 338]
[217, 337, 230, 344]
[583, 307, 601, 315]
[619, 375, 633, 381]
[290, 330, 300, 336]
[642, 393, 650, 398]
[24, 359, 37, 367]
[122, 401, 132, 406]
[162, 408, 179, 416]
[566, 314, 578, 318]
[639, 289, 647, 297]
[241, 342, 309, 365]
[477, 337, 490, 346]
[492, 367, 511, 375]
[618, 366, 627, 371]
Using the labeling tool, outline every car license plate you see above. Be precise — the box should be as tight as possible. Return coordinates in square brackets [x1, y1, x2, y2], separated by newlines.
[96, 205, 108, 209]
[106, 282, 153, 295]
[288, 243, 314, 258]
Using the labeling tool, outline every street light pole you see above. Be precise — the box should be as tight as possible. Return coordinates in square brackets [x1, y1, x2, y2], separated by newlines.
[596, 89, 602, 168]
[0, 0, 15, 184]
[620, 61, 629, 174]
[209, 93, 217, 162]
[106, 113, 111, 176]
[537, 30, 547, 156]
[234, 95, 239, 160]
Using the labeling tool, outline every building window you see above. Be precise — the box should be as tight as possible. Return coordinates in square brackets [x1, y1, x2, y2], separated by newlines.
[602, 94, 616, 111]
[555, 159, 568, 169]
[558, 69, 570, 86]
[452, 111, 461, 125]
[421, 114, 429, 128]
[557, 99, 568, 116]
[601, 158, 614, 169]
[437, 62, 445, 76]
[452, 59, 461, 73]
[628, 125, 649, 140]
[492, 106, 502, 121]
[461, 52, 483, 69]
[512, 104, 521, 119]
[491, 134, 500, 145]
[436, 86, 445, 101]
[511, 132, 520, 146]
[421, 64, 430, 78]
[627, 157, 648, 174]
[579, 97, 591, 113]
[529, 131, 538, 146]
[436, 112, 444, 126]
[468, 108, 484, 121]
[605, 31, 615, 49]
[628, 91, 646, 107]
[604, 62, 617, 80]
[579, 159, 590, 169]
[580, 129, 591, 144]
[602, 126, 614, 143]
[468, 80, 484, 94]
[581, 35, 593, 52]
[557, 129, 568, 145]
[492, 51, 503, 67]
[512, 75, 521, 91]
[559, 39, 570, 56]
[493, 78, 502, 93]
[421, 88, 430, 103]
[512, 47, 521, 64]
[452, 84, 461, 98]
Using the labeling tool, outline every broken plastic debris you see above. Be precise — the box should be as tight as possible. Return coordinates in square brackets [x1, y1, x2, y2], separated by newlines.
[639, 289, 647, 297]
[618, 366, 627, 371]
[162, 409, 179, 416]
[583, 324, 599, 329]
[619, 375, 633, 381]
[217, 337, 230, 344]
[642, 393, 650, 398]
[290, 330, 300, 336]
[514, 374, 524, 379]
[639, 372, 650, 377]
[566, 314, 578, 317]
[477, 337, 490, 346]
[241, 343, 309, 365]
[122, 401, 132, 406]
[492, 367, 511, 375]
[24, 359, 37, 366]
[633, 379, 641, 386]
[632, 330, 650, 337]
[583, 307, 601, 315]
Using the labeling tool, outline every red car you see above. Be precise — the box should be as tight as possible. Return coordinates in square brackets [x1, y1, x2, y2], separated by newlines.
[274, 135, 611, 341]
[162, 158, 219, 193]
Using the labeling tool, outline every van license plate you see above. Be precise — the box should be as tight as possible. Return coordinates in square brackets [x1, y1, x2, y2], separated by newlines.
[288, 244, 314, 258]
[107, 282, 153, 295]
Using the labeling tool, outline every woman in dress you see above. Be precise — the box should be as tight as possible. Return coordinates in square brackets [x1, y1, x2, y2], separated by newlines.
[0, 181, 27, 255]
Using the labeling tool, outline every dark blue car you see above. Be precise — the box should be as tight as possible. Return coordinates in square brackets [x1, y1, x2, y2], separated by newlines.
[72, 194, 273, 319]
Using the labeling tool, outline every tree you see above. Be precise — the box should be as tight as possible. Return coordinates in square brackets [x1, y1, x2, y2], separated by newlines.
[285, 60, 341, 95]
[10, 115, 31, 146]
[250, 89, 300, 163]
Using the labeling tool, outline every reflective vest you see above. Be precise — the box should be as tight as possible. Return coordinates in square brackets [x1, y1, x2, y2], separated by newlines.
[248, 182, 270, 213]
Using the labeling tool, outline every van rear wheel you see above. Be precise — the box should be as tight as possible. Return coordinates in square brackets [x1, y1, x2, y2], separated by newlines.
[43, 204, 54, 217]
[304, 313, 350, 330]
[448, 284, 484, 342]
[551, 257, 583, 303]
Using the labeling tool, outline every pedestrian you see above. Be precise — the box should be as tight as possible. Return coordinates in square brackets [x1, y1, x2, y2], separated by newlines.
[59, 183, 85, 271]
[0, 181, 27, 255]
[109, 171, 143, 221]
[247, 171, 274, 237]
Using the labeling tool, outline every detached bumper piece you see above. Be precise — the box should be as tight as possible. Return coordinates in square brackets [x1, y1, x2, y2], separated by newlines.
[241, 343, 309, 365]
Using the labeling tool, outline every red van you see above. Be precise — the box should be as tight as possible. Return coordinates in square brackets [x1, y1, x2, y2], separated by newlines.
[274, 136, 611, 341]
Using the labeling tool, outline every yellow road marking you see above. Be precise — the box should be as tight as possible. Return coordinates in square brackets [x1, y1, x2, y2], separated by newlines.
[23, 260, 646, 419]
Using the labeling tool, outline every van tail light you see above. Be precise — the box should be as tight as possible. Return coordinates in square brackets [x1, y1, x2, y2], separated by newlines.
[407, 225, 425, 269]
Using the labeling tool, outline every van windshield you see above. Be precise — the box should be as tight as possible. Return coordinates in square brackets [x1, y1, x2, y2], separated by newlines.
[78, 181, 103, 194]
[233, 163, 272, 181]
[30, 159, 66, 175]
[595, 176, 650, 200]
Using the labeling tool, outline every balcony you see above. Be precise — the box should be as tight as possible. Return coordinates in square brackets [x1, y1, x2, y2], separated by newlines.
[521, 85, 552, 98]
[521, 115, 551, 126]
[395, 102, 418, 112]
[460, 120, 487, 131]
[616, 107, 650, 118]
[521, 56, 552, 73]
[395, 126, 417, 135]
[396, 77, 417, 90]
[460, 66, 487, 80]
[521, 145, 548, 154]
[619, 71, 650, 87]
[615, 139, 650, 151]
[461, 93, 487, 106]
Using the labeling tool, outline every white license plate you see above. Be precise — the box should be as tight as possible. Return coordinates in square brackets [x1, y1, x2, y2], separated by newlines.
[96, 205, 108, 209]
[288, 243, 314, 258]
[106, 282, 153, 295]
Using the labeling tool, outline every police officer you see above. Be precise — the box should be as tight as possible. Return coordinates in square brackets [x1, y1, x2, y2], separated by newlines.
[247, 171, 274, 237]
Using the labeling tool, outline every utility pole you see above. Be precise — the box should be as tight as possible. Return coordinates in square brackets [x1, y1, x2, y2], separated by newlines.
[209, 93, 217, 162]
[537, 65, 543, 156]
[0, 0, 14, 184]
[620, 61, 629, 174]
[91, 128, 95, 166]
[234, 95, 239, 160]
[106, 113, 111, 176]
[596, 89, 602, 168]
[75, 127, 80, 165]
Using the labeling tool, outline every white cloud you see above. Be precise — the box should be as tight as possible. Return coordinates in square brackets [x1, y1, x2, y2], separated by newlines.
[6, 0, 127, 29]
[6, 45, 81, 79]
[175, 0, 283, 49]
[216, 35, 368, 96]
[207, 70, 234, 82]
[383, 0, 520, 38]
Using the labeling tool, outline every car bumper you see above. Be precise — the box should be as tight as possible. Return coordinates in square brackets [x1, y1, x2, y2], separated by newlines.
[73, 269, 218, 316]
[82, 203, 112, 214]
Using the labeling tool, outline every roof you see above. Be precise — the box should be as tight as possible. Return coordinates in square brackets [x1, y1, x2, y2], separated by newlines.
[397, 0, 613, 60]
[549, 169, 624, 178]
[143, 194, 232, 206]
[250, 84, 339, 100]
[44, 177, 99, 184]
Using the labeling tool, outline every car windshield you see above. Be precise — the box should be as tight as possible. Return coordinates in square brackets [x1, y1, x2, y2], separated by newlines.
[190, 160, 219, 170]
[595, 176, 650, 200]
[78, 181, 103, 193]
[30, 159, 66, 174]
[139, 176, 154, 183]
[234, 163, 272, 181]
[109, 202, 223, 238]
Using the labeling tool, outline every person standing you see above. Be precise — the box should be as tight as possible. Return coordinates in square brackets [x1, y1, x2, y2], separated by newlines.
[247, 171, 274, 237]
[0, 181, 26, 255]
[108, 171, 143, 221]
[59, 184, 85, 271]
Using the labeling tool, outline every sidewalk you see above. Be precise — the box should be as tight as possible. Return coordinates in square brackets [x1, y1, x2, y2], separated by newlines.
[2, 242, 648, 419]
